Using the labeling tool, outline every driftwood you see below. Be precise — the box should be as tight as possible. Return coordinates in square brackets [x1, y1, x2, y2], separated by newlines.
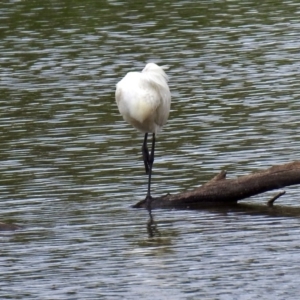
[133, 161, 300, 210]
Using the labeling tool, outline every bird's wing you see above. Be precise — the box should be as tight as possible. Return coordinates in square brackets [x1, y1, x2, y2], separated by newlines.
[155, 84, 171, 128]
[141, 71, 171, 128]
[115, 83, 122, 106]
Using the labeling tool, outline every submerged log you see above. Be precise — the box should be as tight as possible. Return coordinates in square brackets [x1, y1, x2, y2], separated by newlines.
[0, 222, 22, 231]
[133, 161, 300, 210]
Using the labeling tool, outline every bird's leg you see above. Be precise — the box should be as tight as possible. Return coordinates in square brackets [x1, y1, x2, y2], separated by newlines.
[142, 133, 150, 174]
[146, 133, 155, 213]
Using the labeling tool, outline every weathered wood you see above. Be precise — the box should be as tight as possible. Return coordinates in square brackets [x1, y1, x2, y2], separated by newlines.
[133, 161, 300, 210]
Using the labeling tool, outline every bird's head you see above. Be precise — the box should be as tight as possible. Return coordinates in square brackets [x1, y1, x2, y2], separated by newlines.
[142, 63, 169, 81]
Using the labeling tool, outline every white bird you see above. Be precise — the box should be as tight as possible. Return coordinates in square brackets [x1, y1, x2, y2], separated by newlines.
[115, 63, 171, 211]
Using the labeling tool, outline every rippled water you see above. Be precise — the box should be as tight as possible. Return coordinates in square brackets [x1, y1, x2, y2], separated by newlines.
[1, 0, 300, 299]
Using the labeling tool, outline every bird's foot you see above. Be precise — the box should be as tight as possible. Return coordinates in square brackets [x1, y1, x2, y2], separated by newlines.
[145, 195, 154, 225]
[145, 195, 153, 212]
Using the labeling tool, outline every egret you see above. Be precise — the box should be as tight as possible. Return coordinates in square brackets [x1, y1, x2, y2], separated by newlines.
[115, 63, 171, 213]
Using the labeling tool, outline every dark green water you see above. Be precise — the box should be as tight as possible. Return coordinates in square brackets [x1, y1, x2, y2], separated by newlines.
[1, 0, 300, 299]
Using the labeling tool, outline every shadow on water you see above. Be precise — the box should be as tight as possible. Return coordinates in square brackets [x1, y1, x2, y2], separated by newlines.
[233, 203, 300, 218]
[193, 202, 300, 218]
[142, 199, 300, 239]
[2, 200, 300, 234]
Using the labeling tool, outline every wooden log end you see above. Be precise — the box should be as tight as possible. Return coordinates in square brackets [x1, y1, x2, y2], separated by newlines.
[132, 199, 146, 209]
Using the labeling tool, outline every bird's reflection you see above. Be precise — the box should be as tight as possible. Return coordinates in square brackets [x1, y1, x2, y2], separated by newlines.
[146, 210, 160, 238]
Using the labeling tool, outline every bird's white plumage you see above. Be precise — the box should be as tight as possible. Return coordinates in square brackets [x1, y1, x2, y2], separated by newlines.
[115, 63, 171, 134]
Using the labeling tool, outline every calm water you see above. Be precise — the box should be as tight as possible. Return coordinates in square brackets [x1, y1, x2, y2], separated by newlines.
[1, 0, 300, 299]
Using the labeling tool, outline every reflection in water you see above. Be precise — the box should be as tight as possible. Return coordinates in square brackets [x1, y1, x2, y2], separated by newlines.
[147, 214, 160, 238]
[236, 203, 300, 218]
[1, 0, 300, 299]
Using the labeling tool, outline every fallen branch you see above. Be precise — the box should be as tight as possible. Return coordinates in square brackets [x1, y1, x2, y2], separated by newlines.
[133, 161, 300, 210]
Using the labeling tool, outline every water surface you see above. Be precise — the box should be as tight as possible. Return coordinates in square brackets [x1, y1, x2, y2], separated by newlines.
[1, 0, 300, 299]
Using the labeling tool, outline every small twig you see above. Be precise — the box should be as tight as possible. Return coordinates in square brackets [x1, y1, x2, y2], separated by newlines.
[267, 191, 286, 207]
[202, 170, 227, 187]
[212, 170, 227, 181]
